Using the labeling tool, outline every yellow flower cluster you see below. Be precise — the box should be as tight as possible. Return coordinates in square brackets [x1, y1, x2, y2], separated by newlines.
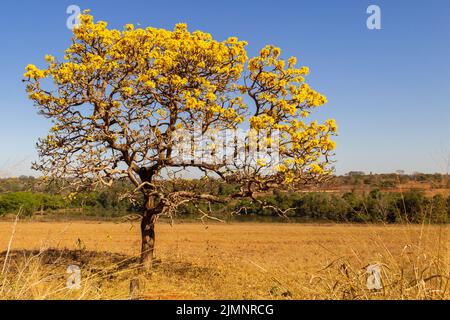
[45, 55, 55, 63]
[28, 92, 51, 104]
[249, 114, 275, 130]
[242, 44, 337, 183]
[310, 163, 323, 174]
[247, 45, 328, 117]
[24, 64, 46, 79]
[122, 87, 134, 96]
[256, 158, 267, 167]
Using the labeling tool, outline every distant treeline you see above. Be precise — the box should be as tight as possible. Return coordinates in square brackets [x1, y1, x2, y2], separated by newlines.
[230, 190, 449, 223]
[328, 171, 449, 190]
[0, 175, 448, 223]
[1, 172, 448, 193]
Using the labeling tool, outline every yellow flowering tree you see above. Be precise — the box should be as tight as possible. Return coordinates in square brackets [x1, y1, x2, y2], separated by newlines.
[24, 11, 337, 271]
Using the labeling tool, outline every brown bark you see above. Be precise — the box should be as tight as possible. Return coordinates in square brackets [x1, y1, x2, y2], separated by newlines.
[140, 195, 158, 272]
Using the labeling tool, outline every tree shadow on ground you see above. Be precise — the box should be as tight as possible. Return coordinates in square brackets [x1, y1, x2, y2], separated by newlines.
[0, 248, 212, 278]
[0, 248, 140, 275]
[0, 248, 217, 299]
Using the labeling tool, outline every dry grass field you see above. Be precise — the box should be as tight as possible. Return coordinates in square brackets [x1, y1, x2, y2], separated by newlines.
[0, 220, 448, 300]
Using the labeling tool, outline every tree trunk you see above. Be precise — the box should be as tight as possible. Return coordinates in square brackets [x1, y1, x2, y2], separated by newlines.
[140, 196, 158, 272]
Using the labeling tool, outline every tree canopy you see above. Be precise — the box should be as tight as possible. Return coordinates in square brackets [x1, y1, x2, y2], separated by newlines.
[25, 12, 336, 199]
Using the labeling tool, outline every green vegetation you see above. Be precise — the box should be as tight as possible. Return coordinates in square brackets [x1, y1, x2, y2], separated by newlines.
[0, 192, 66, 216]
[0, 175, 448, 223]
[231, 189, 449, 223]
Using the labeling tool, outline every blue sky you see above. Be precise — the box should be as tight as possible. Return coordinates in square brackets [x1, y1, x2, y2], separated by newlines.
[0, 0, 449, 176]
